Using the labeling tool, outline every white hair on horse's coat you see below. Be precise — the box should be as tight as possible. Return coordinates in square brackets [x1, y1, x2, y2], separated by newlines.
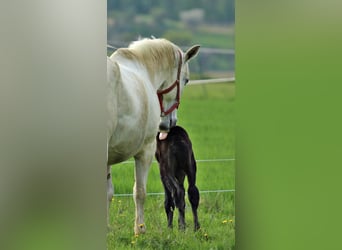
[115, 38, 181, 80]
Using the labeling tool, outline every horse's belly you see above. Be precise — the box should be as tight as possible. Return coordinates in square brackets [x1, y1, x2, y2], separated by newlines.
[107, 147, 130, 165]
[107, 137, 138, 165]
[107, 124, 157, 165]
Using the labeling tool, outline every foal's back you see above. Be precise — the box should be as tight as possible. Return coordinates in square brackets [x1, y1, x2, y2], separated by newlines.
[156, 126, 194, 172]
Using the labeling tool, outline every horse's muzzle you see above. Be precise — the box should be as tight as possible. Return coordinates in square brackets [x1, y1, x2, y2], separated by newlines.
[159, 120, 171, 132]
[159, 117, 177, 132]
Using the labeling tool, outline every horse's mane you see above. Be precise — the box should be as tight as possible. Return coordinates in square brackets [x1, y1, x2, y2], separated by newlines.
[115, 38, 179, 79]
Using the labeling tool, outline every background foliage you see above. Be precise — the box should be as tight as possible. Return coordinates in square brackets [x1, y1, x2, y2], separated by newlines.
[107, 0, 235, 78]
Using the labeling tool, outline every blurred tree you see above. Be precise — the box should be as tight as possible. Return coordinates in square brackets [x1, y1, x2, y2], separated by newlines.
[163, 30, 193, 46]
[107, 0, 234, 24]
[107, 0, 235, 75]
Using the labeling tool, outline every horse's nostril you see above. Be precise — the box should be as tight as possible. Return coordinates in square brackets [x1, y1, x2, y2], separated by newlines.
[159, 121, 170, 132]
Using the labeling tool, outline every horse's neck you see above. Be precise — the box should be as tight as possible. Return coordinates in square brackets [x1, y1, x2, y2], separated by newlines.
[149, 70, 169, 90]
[111, 54, 167, 91]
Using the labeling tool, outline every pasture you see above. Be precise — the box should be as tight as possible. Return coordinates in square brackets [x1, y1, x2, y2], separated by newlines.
[107, 82, 235, 249]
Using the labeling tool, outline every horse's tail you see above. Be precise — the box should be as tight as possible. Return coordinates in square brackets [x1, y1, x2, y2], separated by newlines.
[162, 174, 183, 200]
[162, 174, 176, 194]
[107, 57, 120, 140]
[107, 57, 121, 81]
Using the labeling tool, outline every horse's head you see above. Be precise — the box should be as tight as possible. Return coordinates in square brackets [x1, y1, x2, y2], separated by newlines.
[158, 44, 200, 138]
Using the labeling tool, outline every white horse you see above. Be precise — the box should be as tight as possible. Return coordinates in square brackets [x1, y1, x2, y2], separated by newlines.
[107, 38, 200, 234]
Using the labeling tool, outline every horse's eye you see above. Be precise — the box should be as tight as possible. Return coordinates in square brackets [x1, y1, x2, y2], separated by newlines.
[185, 78, 189, 85]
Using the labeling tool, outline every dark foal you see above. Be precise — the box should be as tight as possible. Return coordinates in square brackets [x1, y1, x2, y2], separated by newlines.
[155, 126, 200, 231]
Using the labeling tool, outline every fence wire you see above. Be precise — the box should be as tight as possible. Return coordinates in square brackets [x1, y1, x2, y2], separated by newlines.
[112, 158, 235, 197]
[113, 189, 235, 197]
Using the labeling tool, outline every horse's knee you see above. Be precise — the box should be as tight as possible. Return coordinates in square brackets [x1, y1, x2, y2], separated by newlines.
[133, 186, 146, 201]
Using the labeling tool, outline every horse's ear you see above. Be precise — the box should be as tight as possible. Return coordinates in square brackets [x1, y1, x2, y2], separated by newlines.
[184, 45, 200, 62]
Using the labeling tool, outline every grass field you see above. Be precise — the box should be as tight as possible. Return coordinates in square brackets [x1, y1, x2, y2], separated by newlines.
[107, 83, 235, 249]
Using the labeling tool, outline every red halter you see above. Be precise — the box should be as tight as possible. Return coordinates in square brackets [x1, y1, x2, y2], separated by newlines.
[157, 51, 182, 117]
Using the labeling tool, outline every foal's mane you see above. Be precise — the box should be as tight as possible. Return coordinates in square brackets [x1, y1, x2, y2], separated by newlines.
[116, 38, 179, 80]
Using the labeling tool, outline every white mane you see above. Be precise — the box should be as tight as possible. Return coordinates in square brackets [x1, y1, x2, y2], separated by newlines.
[114, 38, 180, 80]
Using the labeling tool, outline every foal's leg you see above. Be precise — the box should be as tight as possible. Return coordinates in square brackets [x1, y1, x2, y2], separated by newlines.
[188, 184, 200, 231]
[133, 144, 154, 234]
[107, 165, 114, 226]
[173, 173, 186, 230]
[163, 187, 175, 228]
[176, 183, 186, 230]
[187, 155, 200, 231]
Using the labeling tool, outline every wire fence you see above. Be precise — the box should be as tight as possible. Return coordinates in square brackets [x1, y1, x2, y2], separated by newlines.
[189, 77, 235, 85]
[119, 158, 235, 165]
[113, 158, 235, 197]
[107, 42, 235, 55]
[113, 189, 235, 197]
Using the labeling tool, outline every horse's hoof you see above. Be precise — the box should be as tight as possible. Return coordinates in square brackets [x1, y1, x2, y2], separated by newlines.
[107, 224, 113, 231]
[134, 223, 146, 235]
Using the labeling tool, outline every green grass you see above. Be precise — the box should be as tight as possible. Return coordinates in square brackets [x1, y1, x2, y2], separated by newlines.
[107, 193, 235, 250]
[107, 83, 235, 249]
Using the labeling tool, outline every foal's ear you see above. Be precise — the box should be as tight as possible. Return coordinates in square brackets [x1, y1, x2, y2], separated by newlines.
[184, 45, 200, 62]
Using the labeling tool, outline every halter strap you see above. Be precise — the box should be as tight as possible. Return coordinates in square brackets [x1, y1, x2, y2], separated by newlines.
[157, 50, 182, 117]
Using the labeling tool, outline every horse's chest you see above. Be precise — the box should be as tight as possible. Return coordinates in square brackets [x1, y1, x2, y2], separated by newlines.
[107, 115, 158, 164]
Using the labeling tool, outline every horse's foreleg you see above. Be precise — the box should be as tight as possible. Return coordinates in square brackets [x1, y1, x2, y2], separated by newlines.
[107, 165, 114, 226]
[133, 144, 154, 235]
